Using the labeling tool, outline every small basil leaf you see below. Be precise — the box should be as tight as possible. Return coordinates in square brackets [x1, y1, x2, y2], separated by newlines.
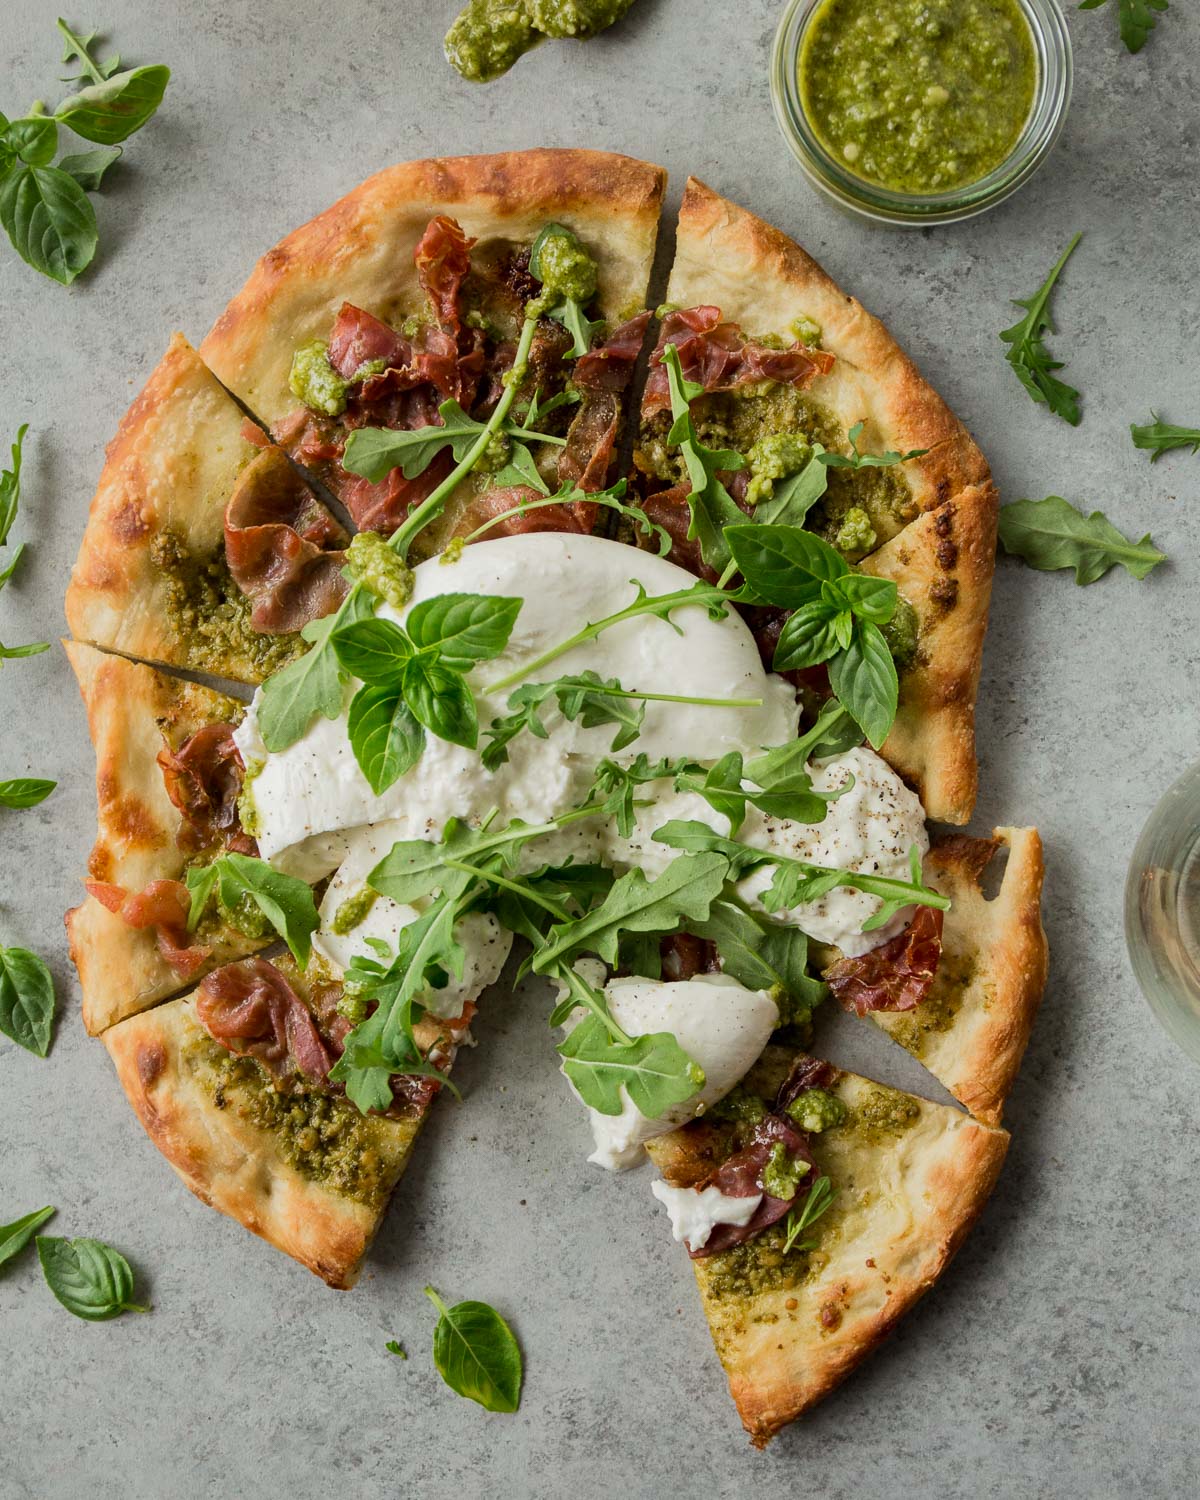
[726, 523, 848, 605]
[54, 64, 170, 145]
[0, 777, 56, 809]
[347, 686, 425, 793]
[403, 658, 478, 748]
[424, 1286, 522, 1413]
[36, 1235, 149, 1320]
[837, 572, 898, 623]
[0, 944, 57, 1056]
[331, 618, 413, 686]
[827, 619, 898, 751]
[58, 146, 122, 191]
[5, 116, 58, 168]
[0, 164, 98, 285]
[405, 593, 522, 667]
[0, 1205, 55, 1268]
[773, 601, 843, 670]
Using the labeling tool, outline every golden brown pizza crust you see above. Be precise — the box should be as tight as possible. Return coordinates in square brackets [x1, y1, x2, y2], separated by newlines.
[63, 334, 305, 685]
[103, 992, 427, 1289]
[666, 177, 991, 519]
[646, 1051, 1009, 1446]
[64, 640, 267, 1035]
[861, 480, 998, 824]
[871, 827, 1048, 1127]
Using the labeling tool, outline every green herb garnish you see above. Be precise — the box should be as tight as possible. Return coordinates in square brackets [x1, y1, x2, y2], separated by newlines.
[184, 854, 320, 967]
[1130, 414, 1200, 462]
[0, 778, 56, 809]
[0, 424, 29, 591]
[781, 1175, 836, 1254]
[997, 495, 1166, 584]
[424, 1286, 522, 1413]
[817, 420, 927, 471]
[999, 233, 1083, 425]
[36, 1233, 148, 1320]
[0, 1206, 55, 1268]
[658, 342, 745, 575]
[0, 941, 57, 1056]
[1078, 0, 1166, 53]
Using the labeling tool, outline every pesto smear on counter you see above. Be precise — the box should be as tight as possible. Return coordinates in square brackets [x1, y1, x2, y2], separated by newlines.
[800, 0, 1037, 195]
[445, 0, 636, 83]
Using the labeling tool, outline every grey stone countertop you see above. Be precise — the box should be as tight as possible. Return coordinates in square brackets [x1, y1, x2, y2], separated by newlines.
[1, 2, 1197, 1496]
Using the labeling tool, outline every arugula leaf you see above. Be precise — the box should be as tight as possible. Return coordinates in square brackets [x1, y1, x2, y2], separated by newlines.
[997, 495, 1166, 584]
[0, 424, 29, 591]
[0, 777, 56, 809]
[57, 20, 125, 83]
[57, 145, 122, 190]
[184, 854, 319, 967]
[368, 817, 549, 905]
[462, 477, 673, 556]
[54, 64, 169, 145]
[0, 1206, 55, 1269]
[0, 164, 98, 285]
[424, 1285, 522, 1412]
[1130, 413, 1200, 462]
[818, 421, 927, 470]
[385, 1339, 407, 1360]
[1000, 234, 1083, 424]
[406, 593, 522, 667]
[1079, 0, 1167, 52]
[341, 399, 562, 484]
[557, 1013, 705, 1119]
[827, 618, 898, 750]
[745, 700, 863, 788]
[36, 1235, 148, 1320]
[658, 342, 745, 574]
[490, 438, 549, 494]
[688, 900, 824, 1011]
[0, 942, 56, 1056]
[753, 446, 829, 527]
[782, 1175, 836, 1254]
[346, 686, 424, 794]
[0, 640, 50, 664]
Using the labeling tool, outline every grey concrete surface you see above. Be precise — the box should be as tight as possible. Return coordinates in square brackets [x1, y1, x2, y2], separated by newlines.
[1, 1, 1198, 1495]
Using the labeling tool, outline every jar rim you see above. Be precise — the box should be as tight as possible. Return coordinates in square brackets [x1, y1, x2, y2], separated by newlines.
[770, 0, 1074, 227]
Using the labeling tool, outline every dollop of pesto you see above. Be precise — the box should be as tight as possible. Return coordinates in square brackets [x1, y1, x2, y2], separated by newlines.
[834, 506, 878, 559]
[445, 0, 634, 82]
[710, 1084, 769, 1127]
[800, 0, 1037, 195]
[289, 339, 348, 417]
[790, 314, 823, 348]
[851, 1084, 922, 1144]
[332, 884, 378, 936]
[217, 888, 274, 940]
[528, 0, 633, 37]
[880, 593, 920, 671]
[761, 1141, 811, 1201]
[529, 222, 599, 310]
[745, 431, 814, 507]
[346, 530, 414, 610]
[237, 757, 264, 838]
[785, 1086, 848, 1134]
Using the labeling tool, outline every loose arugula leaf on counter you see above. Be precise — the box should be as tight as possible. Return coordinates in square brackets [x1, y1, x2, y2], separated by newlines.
[1130, 413, 1200, 462]
[0, 424, 29, 590]
[0, 941, 56, 1055]
[0, 1206, 55, 1268]
[0, 641, 50, 664]
[36, 1234, 148, 1320]
[997, 495, 1166, 584]
[424, 1286, 522, 1412]
[999, 233, 1083, 424]
[818, 421, 928, 470]
[0, 777, 56, 809]
[184, 854, 319, 967]
[385, 1339, 407, 1360]
[1078, 0, 1167, 53]
[658, 342, 745, 575]
[341, 398, 564, 484]
[782, 1175, 836, 1254]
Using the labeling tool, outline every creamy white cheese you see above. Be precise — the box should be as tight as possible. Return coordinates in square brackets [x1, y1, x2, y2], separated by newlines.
[560, 973, 779, 1171]
[650, 1179, 763, 1252]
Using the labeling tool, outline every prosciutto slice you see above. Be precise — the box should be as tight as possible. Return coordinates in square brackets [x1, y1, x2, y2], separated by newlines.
[224, 446, 348, 633]
[157, 723, 256, 855]
[826, 906, 945, 1015]
[691, 1113, 819, 1259]
[196, 957, 336, 1084]
[85, 879, 209, 977]
[559, 312, 651, 495]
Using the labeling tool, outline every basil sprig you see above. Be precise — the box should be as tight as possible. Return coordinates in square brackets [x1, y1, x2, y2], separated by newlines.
[997, 495, 1166, 584]
[0, 941, 57, 1056]
[36, 1234, 148, 1320]
[424, 1286, 522, 1413]
[658, 342, 745, 575]
[726, 523, 900, 749]
[0, 1205, 55, 1268]
[184, 853, 320, 967]
[1000, 233, 1083, 425]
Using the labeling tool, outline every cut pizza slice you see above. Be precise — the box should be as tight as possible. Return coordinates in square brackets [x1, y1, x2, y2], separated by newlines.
[199, 148, 666, 555]
[645, 1046, 1009, 1446]
[65, 641, 271, 1033]
[632, 177, 998, 823]
[102, 954, 463, 1288]
[65, 334, 345, 685]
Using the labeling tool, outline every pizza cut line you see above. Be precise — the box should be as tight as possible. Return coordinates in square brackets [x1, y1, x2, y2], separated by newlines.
[62, 149, 1048, 1442]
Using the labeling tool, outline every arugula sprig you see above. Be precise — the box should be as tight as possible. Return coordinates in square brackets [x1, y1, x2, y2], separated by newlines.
[341, 397, 565, 486]
[782, 1175, 836, 1254]
[997, 495, 1166, 584]
[1130, 414, 1200, 462]
[818, 421, 928, 470]
[658, 342, 745, 575]
[0, 20, 168, 284]
[1000, 233, 1083, 425]
[1079, 0, 1167, 53]
[725, 524, 900, 749]
[0, 425, 30, 591]
[462, 476, 673, 555]
[184, 853, 320, 967]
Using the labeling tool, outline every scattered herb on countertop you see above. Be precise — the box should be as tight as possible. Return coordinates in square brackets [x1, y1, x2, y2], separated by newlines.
[0, 20, 169, 284]
[37, 1234, 149, 1320]
[1130, 414, 1200, 462]
[0, 941, 57, 1056]
[424, 1285, 522, 1411]
[1079, 0, 1167, 54]
[997, 495, 1166, 584]
[999, 233, 1083, 425]
[0, 1206, 55, 1268]
[0, 426, 31, 591]
[385, 1338, 408, 1360]
[0, 778, 56, 809]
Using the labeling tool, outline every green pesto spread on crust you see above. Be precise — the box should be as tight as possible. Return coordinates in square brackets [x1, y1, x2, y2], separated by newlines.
[848, 1083, 922, 1145]
[700, 1215, 832, 1304]
[745, 431, 814, 508]
[445, 0, 635, 83]
[762, 1140, 812, 1200]
[289, 339, 348, 417]
[152, 531, 303, 678]
[886, 952, 977, 1057]
[880, 593, 920, 672]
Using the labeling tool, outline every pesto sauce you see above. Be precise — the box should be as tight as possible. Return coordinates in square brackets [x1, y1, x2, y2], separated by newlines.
[445, 0, 635, 83]
[848, 1083, 922, 1144]
[886, 952, 976, 1056]
[800, 0, 1037, 195]
[346, 530, 414, 610]
[332, 884, 378, 936]
[880, 594, 920, 673]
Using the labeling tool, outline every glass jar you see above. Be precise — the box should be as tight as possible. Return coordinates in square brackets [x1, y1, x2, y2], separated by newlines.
[770, 0, 1073, 227]
[1125, 761, 1200, 1067]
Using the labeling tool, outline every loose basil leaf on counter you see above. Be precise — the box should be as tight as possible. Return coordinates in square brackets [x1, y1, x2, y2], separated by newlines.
[4, 115, 58, 167]
[999, 233, 1083, 425]
[0, 777, 56, 808]
[184, 854, 319, 967]
[817, 421, 927, 471]
[0, 164, 98, 285]
[54, 62, 170, 145]
[1130, 414, 1200, 462]
[36, 1235, 149, 1320]
[1078, 0, 1167, 54]
[424, 1286, 522, 1413]
[58, 145, 122, 191]
[997, 495, 1166, 584]
[0, 942, 57, 1056]
[0, 424, 28, 554]
[0, 1206, 55, 1268]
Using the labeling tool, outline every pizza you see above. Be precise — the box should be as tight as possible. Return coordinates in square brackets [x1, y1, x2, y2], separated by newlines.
[64, 149, 1048, 1441]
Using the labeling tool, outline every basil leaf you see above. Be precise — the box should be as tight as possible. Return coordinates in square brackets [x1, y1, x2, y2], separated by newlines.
[999, 234, 1083, 425]
[406, 593, 522, 666]
[0, 777, 56, 809]
[491, 438, 550, 494]
[331, 617, 413, 686]
[36, 1235, 148, 1320]
[0, 1206, 55, 1268]
[5, 116, 58, 168]
[54, 65, 170, 145]
[402, 657, 478, 748]
[753, 449, 828, 527]
[773, 601, 844, 670]
[557, 1013, 705, 1119]
[997, 495, 1166, 584]
[0, 164, 98, 285]
[191, 854, 319, 967]
[346, 686, 424, 793]
[836, 572, 898, 623]
[0, 423, 27, 552]
[726, 522, 847, 604]
[424, 1286, 522, 1413]
[827, 620, 898, 750]
[58, 146, 123, 191]
[0, 944, 56, 1056]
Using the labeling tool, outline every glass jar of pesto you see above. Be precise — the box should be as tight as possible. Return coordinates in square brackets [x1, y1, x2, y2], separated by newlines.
[771, 0, 1072, 225]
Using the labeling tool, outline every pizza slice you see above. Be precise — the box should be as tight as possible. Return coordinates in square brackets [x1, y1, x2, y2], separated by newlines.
[65, 641, 270, 1034]
[64, 334, 345, 685]
[199, 148, 666, 555]
[631, 177, 998, 824]
[645, 1046, 1009, 1446]
[102, 954, 464, 1288]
